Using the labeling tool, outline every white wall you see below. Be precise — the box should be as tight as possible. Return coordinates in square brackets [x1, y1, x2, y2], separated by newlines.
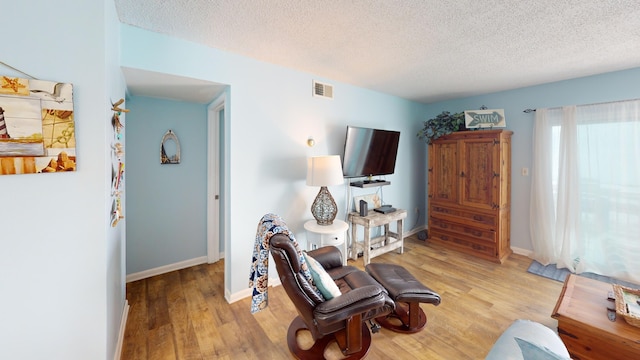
[0, 1, 126, 359]
[119, 24, 429, 298]
[424, 67, 640, 251]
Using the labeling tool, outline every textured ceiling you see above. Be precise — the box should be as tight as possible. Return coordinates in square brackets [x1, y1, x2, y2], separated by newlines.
[115, 0, 640, 104]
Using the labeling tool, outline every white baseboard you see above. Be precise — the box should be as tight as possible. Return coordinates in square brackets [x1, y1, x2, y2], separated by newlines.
[226, 287, 250, 303]
[113, 300, 129, 360]
[512, 246, 533, 257]
[226, 276, 281, 304]
[405, 225, 427, 238]
[126, 256, 208, 283]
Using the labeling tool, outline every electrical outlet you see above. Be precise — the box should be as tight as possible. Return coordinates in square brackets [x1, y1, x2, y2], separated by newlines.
[521, 167, 529, 176]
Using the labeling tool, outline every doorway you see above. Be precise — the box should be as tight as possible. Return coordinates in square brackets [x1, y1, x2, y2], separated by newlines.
[207, 94, 224, 263]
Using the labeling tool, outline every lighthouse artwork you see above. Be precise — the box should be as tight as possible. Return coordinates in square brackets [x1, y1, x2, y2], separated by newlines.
[0, 107, 9, 138]
[0, 75, 75, 175]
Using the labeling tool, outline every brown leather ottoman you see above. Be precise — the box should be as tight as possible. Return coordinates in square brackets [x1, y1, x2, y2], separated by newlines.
[366, 263, 441, 333]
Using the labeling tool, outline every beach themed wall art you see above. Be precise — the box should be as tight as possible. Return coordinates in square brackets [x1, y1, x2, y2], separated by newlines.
[464, 108, 506, 129]
[160, 129, 180, 164]
[0, 75, 75, 175]
[110, 98, 127, 227]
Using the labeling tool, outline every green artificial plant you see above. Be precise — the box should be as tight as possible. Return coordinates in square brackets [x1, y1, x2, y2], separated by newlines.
[416, 111, 466, 144]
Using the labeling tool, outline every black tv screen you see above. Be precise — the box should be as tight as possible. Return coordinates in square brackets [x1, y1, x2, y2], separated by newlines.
[342, 126, 400, 178]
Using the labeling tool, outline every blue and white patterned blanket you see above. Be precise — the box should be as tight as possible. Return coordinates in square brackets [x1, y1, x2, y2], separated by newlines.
[249, 213, 321, 313]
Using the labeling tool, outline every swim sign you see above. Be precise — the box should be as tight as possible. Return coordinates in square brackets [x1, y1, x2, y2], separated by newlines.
[464, 109, 506, 128]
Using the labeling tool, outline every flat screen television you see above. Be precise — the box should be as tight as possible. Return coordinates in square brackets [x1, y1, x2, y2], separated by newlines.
[342, 126, 400, 179]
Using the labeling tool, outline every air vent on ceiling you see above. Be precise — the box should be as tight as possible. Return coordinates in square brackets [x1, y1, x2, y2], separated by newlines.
[312, 80, 334, 99]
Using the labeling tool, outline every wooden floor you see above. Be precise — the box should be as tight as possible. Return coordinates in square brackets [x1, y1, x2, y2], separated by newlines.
[121, 235, 564, 359]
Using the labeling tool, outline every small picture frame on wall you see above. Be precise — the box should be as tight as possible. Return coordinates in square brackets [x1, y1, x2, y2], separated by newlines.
[160, 129, 180, 164]
[353, 193, 381, 212]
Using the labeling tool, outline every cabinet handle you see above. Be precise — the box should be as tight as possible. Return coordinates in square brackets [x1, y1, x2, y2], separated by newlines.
[460, 171, 465, 177]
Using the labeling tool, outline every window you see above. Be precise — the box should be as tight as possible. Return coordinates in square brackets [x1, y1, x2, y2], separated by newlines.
[530, 101, 640, 284]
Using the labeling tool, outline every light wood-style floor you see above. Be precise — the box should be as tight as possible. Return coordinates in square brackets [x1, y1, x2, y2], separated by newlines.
[121, 235, 564, 359]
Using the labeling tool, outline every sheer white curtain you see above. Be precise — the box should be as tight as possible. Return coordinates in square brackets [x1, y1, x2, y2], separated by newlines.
[530, 100, 640, 284]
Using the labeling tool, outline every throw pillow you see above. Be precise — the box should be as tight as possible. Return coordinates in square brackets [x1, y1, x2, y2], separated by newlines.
[303, 252, 342, 299]
[514, 337, 570, 360]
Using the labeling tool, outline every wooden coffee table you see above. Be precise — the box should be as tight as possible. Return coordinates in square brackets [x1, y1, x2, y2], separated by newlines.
[552, 274, 640, 359]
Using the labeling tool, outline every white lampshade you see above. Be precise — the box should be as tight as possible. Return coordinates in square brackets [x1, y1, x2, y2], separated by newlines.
[306, 155, 344, 187]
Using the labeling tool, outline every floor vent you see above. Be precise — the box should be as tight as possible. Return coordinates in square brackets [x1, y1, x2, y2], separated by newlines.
[313, 80, 334, 99]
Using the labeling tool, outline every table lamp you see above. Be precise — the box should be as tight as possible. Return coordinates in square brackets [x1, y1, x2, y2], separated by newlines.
[306, 155, 344, 225]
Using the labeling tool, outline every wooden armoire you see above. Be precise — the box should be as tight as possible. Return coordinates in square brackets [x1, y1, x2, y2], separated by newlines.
[427, 130, 512, 263]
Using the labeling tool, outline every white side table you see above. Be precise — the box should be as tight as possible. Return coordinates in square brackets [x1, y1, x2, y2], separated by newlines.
[304, 219, 349, 265]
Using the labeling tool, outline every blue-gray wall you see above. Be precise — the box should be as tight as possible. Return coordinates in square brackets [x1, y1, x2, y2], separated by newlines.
[126, 96, 208, 273]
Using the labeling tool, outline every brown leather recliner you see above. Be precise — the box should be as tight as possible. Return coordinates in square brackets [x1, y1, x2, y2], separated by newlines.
[269, 234, 394, 359]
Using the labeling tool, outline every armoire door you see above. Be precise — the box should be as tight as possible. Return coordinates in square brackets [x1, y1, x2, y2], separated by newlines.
[459, 137, 500, 211]
[428, 139, 459, 205]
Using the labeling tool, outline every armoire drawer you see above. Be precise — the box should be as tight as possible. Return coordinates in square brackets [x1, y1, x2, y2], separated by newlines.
[429, 218, 497, 244]
[430, 204, 497, 229]
[429, 229, 497, 258]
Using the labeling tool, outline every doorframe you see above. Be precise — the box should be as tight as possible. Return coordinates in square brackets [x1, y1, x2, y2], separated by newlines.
[207, 94, 224, 263]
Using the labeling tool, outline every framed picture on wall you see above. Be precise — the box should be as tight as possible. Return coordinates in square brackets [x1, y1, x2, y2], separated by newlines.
[0, 75, 76, 175]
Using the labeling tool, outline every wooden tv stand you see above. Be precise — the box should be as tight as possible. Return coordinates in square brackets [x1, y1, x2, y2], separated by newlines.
[551, 274, 640, 359]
